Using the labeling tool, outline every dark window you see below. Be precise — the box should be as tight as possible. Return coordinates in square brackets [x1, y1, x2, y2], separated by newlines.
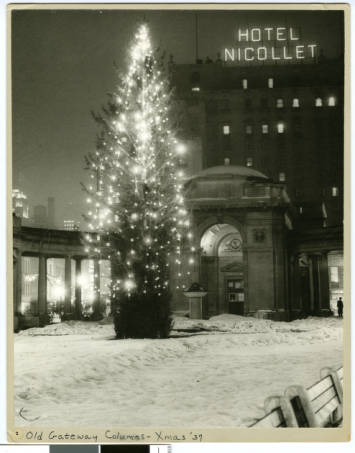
[295, 189, 303, 198]
[293, 117, 302, 138]
[222, 134, 231, 151]
[260, 97, 269, 110]
[244, 98, 252, 111]
[190, 71, 200, 84]
[206, 100, 218, 114]
[220, 99, 231, 112]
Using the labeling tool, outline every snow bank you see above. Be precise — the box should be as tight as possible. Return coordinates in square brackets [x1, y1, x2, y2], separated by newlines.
[14, 315, 343, 427]
[172, 314, 342, 344]
[17, 320, 114, 337]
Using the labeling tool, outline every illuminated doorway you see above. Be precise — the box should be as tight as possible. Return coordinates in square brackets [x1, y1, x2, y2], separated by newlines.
[79, 259, 112, 317]
[328, 251, 344, 314]
[21, 256, 39, 315]
[47, 258, 75, 319]
[200, 224, 244, 315]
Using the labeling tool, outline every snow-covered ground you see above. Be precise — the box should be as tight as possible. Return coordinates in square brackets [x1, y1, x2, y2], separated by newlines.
[13, 314, 343, 427]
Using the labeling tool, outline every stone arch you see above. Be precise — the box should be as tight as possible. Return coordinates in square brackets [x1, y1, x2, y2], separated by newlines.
[194, 214, 246, 247]
[197, 218, 247, 316]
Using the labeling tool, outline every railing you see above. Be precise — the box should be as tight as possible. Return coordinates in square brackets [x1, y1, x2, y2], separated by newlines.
[249, 366, 343, 428]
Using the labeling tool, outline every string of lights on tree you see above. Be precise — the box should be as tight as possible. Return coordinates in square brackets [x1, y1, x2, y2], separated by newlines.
[82, 24, 195, 301]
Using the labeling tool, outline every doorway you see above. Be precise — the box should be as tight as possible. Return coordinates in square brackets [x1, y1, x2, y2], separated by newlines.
[226, 278, 244, 315]
[200, 223, 244, 315]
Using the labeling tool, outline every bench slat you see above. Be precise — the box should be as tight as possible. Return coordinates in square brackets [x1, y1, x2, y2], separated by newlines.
[252, 409, 284, 428]
[337, 368, 344, 380]
[316, 398, 339, 426]
[308, 376, 333, 401]
[311, 386, 337, 413]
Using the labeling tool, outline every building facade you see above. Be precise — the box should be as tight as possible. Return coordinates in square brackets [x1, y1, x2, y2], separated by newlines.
[172, 58, 344, 229]
[169, 57, 344, 319]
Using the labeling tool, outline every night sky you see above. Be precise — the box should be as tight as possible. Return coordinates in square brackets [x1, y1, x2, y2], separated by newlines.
[12, 8, 344, 225]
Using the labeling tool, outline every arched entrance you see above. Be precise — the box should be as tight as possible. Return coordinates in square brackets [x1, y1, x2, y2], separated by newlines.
[199, 223, 245, 315]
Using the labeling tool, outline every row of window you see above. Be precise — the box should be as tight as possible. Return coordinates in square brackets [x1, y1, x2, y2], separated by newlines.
[223, 123, 286, 135]
[241, 78, 337, 102]
[273, 97, 336, 108]
[242, 78, 275, 89]
[218, 96, 335, 109]
[243, 163, 341, 196]
[194, 76, 339, 105]
[204, 97, 337, 114]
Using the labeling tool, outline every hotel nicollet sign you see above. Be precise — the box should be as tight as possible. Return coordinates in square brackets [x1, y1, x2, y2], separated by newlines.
[224, 27, 317, 63]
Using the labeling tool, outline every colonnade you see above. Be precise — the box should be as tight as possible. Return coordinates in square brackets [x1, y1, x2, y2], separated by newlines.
[13, 249, 104, 322]
[290, 250, 342, 315]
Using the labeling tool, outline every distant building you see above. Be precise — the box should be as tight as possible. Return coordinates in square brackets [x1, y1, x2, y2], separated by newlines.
[47, 197, 55, 228]
[63, 219, 80, 231]
[33, 205, 47, 227]
[12, 189, 29, 219]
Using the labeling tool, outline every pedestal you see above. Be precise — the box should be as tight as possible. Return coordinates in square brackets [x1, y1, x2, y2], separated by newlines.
[184, 290, 208, 319]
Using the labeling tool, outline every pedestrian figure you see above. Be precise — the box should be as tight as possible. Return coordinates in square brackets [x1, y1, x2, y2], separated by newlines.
[337, 297, 343, 318]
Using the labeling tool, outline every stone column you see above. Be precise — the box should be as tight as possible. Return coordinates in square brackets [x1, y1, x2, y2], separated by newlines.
[14, 250, 22, 314]
[308, 256, 315, 312]
[64, 255, 72, 316]
[319, 251, 331, 312]
[74, 258, 82, 319]
[93, 258, 101, 317]
[38, 254, 47, 316]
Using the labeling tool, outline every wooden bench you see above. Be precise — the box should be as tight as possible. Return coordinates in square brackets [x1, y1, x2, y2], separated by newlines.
[285, 367, 343, 427]
[249, 407, 287, 428]
[249, 395, 297, 427]
[337, 366, 344, 389]
[248, 367, 344, 428]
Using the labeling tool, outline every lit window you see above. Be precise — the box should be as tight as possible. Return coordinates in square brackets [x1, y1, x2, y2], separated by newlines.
[330, 267, 339, 283]
[315, 97, 323, 107]
[245, 125, 253, 135]
[279, 172, 286, 182]
[328, 96, 336, 107]
[242, 78, 248, 89]
[223, 125, 230, 135]
[299, 206, 303, 214]
[191, 86, 200, 92]
[268, 78, 274, 88]
[292, 98, 300, 108]
[332, 186, 339, 197]
[276, 98, 284, 108]
[262, 124, 269, 134]
[246, 157, 253, 167]
[277, 123, 285, 134]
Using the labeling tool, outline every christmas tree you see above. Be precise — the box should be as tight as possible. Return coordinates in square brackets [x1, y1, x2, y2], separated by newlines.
[82, 24, 193, 338]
